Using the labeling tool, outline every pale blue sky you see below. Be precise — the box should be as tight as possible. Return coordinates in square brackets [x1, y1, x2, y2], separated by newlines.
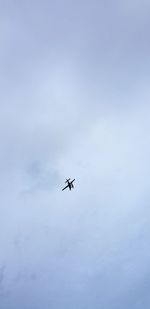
[1, 1, 150, 308]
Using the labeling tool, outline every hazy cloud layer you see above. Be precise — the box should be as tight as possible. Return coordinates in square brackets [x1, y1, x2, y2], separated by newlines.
[1, 1, 150, 308]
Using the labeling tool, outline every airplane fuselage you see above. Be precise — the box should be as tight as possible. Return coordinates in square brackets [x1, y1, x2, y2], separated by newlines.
[62, 179, 75, 191]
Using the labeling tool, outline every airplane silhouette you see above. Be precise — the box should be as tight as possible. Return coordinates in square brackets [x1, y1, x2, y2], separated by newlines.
[62, 178, 75, 191]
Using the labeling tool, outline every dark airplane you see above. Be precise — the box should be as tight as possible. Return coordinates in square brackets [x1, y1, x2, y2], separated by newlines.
[62, 178, 75, 191]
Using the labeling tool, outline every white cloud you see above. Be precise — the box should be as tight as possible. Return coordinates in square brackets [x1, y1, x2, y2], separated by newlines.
[1, 1, 150, 308]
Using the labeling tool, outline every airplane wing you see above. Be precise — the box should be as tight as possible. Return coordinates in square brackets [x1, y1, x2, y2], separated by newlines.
[71, 179, 75, 183]
[62, 184, 69, 191]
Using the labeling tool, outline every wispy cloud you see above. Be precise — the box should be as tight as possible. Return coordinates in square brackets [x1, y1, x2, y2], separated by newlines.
[0, 0, 150, 308]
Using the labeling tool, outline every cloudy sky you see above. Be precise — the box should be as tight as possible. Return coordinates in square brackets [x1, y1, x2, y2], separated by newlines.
[1, 0, 150, 308]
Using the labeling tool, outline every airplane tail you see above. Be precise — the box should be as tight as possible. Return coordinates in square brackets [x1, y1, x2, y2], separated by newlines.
[65, 178, 70, 183]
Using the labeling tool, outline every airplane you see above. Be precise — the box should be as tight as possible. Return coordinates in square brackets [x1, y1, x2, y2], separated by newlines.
[62, 178, 75, 191]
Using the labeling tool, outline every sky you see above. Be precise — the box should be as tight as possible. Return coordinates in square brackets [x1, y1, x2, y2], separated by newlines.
[1, 0, 150, 308]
